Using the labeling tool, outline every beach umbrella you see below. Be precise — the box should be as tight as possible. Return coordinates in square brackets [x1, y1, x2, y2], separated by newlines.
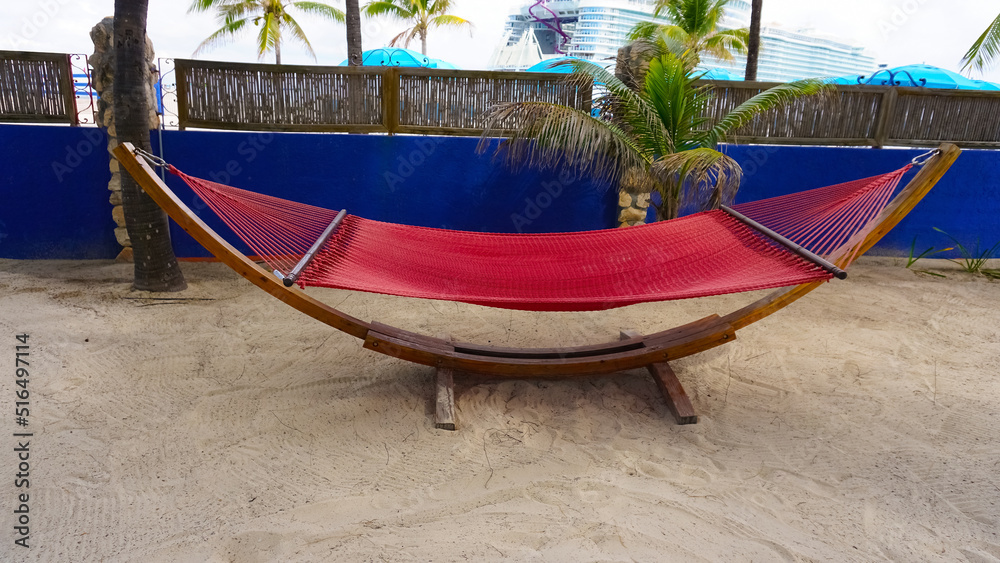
[338, 47, 458, 69]
[826, 74, 861, 85]
[970, 79, 1000, 91]
[525, 56, 592, 73]
[428, 58, 460, 70]
[695, 67, 744, 80]
[856, 64, 983, 89]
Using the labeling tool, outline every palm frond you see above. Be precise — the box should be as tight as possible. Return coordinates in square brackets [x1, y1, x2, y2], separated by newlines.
[649, 147, 741, 216]
[705, 79, 831, 146]
[281, 13, 317, 59]
[387, 26, 421, 48]
[291, 1, 346, 23]
[428, 0, 454, 15]
[215, 1, 259, 22]
[627, 20, 663, 42]
[192, 17, 249, 56]
[703, 28, 749, 58]
[430, 14, 474, 32]
[641, 53, 712, 153]
[478, 101, 648, 184]
[363, 0, 414, 19]
[256, 11, 281, 60]
[961, 12, 1000, 73]
[560, 58, 672, 159]
[188, 0, 229, 14]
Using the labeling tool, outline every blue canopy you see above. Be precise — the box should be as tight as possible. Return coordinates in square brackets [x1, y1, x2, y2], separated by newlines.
[970, 79, 1000, 91]
[338, 47, 459, 69]
[695, 67, 744, 81]
[525, 56, 592, 73]
[831, 64, 996, 90]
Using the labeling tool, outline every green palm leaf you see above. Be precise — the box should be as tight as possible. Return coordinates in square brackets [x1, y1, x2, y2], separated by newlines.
[479, 101, 647, 184]
[291, 1, 345, 22]
[962, 13, 1000, 73]
[363, 0, 473, 55]
[189, 0, 344, 62]
[363, 0, 414, 19]
[650, 147, 741, 218]
[192, 17, 249, 56]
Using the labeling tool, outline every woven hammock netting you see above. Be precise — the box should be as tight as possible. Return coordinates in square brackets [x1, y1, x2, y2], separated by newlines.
[170, 164, 910, 311]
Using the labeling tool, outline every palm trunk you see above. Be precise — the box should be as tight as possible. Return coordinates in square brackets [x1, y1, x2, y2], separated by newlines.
[113, 0, 186, 291]
[275, 41, 282, 64]
[745, 0, 762, 81]
[346, 0, 363, 65]
[421, 29, 427, 56]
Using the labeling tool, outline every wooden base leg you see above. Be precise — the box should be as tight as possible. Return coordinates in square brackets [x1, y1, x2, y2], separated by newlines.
[621, 330, 698, 425]
[435, 367, 457, 431]
[646, 361, 698, 425]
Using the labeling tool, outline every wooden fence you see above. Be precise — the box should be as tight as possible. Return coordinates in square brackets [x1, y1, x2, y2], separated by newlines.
[175, 59, 593, 135]
[0, 51, 77, 125]
[5, 53, 1000, 149]
[703, 80, 1000, 148]
[173, 60, 1000, 147]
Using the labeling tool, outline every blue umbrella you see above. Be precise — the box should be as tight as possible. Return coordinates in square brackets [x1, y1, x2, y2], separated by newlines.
[525, 56, 591, 73]
[338, 47, 458, 69]
[826, 74, 861, 85]
[695, 67, 744, 80]
[427, 58, 460, 70]
[970, 79, 1000, 91]
[855, 64, 984, 90]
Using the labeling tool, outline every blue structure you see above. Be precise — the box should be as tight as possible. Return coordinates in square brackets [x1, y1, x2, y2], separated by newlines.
[524, 56, 589, 73]
[1, 124, 998, 260]
[696, 68, 744, 81]
[338, 47, 458, 69]
[0, 125, 118, 259]
[830, 64, 1000, 90]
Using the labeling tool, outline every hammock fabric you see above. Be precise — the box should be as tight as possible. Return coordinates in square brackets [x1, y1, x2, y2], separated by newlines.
[169, 165, 910, 312]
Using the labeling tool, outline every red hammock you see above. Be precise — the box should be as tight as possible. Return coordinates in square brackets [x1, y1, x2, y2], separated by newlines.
[169, 165, 910, 311]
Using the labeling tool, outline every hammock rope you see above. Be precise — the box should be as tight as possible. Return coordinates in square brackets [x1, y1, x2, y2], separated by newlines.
[168, 163, 911, 312]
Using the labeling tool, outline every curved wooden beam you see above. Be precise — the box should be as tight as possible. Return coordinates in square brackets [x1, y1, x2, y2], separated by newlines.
[113, 144, 371, 340]
[113, 142, 959, 377]
[721, 143, 961, 331]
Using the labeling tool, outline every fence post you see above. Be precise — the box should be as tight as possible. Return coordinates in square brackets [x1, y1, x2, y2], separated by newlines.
[60, 54, 79, 126]
[383, 67, 399, 135]
[872, 87, 897, 148]
[175, 59, 188, 131]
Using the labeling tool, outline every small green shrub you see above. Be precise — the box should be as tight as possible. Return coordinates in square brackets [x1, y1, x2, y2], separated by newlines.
[933, 228, 1000, 276]
[906, 236, 950, 277]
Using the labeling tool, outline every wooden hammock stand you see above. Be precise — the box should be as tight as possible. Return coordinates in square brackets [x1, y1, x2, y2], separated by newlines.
[113, 142, 960, 429]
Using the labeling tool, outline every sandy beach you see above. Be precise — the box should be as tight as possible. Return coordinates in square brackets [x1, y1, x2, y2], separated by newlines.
[1, 256, 998, 562]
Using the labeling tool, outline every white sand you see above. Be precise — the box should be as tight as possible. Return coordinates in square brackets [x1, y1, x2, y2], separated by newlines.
[1, 257, 999, 562]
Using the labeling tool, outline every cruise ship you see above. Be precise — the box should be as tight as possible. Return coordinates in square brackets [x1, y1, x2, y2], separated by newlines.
[488, 0, 875, 82]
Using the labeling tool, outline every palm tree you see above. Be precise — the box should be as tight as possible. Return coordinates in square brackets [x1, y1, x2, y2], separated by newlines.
[362, 0, 473, 56]
[961, 13, 1000, 73]
[188, 0, 345, 64]
[480, 54, 826, 222]
[744, 0, 762, 80]
[345, 0, 363, 65]
[628, 0, 749, 68]
[114, 0, 187, 290]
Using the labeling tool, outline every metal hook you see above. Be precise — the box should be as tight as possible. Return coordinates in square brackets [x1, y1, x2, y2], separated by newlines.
[133, 147, 168, 168]
[911, 148, 939, 166]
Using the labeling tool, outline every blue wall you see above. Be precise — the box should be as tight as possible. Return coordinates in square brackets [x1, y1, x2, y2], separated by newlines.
[720, 144, 1000, 257]
[1, 123, 998, 260]
[153, 130, 617, 258]
[0, 124, 118, 259]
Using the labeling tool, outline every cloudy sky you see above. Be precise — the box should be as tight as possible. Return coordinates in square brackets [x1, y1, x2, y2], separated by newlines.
[4, 0, 1000, 81]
